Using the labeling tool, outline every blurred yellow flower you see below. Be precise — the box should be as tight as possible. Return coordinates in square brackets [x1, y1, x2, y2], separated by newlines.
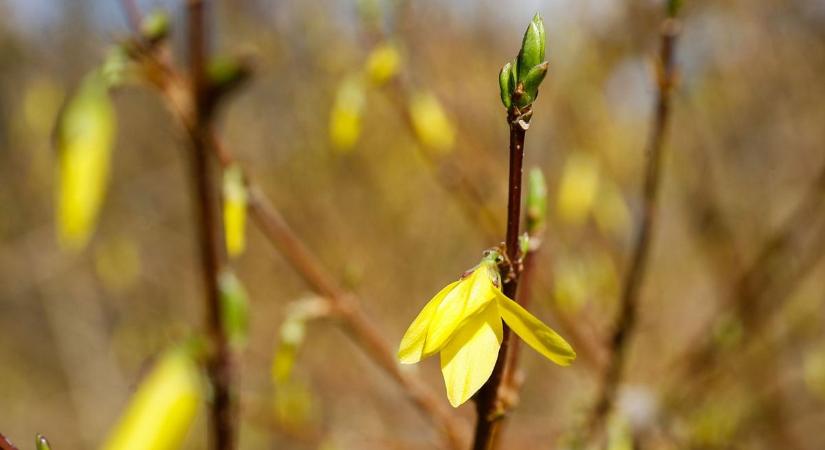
[102, 349, 202, 450]
[408, 91, 455, 154]
[329, 76, 365, 152]
[223, 164, 247, 258]
[365, 42, 401, 85]
[55, 71, 116, 251]
[398, 250, 575, 407]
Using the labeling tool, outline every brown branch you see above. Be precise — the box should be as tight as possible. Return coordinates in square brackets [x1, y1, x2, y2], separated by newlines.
[185, 0, 236, 448]
[119, 0, 142, 34]
[471, 108, 529, 450]
[585, 13, 681, 441]
[119, 11, 464, 447]
[0, 433, 18, 450]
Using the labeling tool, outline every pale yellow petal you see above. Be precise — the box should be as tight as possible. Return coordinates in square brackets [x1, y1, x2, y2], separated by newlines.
[398, 281, 460, 364]
[56, 73, 116, 251]
[424, 267, 496, 355]
[440, 304, 503, 407]
[102, 350, 202, 450]
[496, 294, 576, 366]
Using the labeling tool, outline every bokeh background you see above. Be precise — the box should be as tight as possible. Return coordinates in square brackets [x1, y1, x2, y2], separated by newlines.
[2, 0, 825, 448]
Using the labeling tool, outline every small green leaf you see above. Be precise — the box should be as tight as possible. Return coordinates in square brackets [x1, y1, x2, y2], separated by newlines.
[521, 61, 549, 105]
[219, 270, 250, 349]
[498, 62, 513, 108]
[517, 13, 545, 80]
[207, 55, 250, 92]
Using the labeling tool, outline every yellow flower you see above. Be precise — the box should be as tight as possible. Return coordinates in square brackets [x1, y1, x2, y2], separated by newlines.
[398, 250, 576, 407]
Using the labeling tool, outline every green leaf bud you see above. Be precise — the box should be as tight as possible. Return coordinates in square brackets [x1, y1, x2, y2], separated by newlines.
[521, 61, 549, 102]
[517, 13, 545, 81]
[499, 62, 513, 108]
[36, 434, 52, 450]
[140, 10, 170, 43]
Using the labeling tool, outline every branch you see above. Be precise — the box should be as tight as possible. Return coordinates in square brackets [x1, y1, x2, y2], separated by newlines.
[0, 434, 18, 450]
[471, 109, 529, 450]
[119, 8, 464, 446]
[185, 0, 236, 448]
[585, 9, 681, 441]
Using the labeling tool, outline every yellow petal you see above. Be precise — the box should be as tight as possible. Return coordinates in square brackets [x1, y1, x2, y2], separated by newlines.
[223, 164, 247, 258]
[365, 42, 401, 85]
[398, 281, 459, 364]
[408, 91, 455, 154]
[102, 350, 202, 450]
[424, 267, 496, 355]
[329, 76, 365, 153]
[440, 304, 503, 407]
[496, 293, 576, 366]
[56, 72, 116, 251]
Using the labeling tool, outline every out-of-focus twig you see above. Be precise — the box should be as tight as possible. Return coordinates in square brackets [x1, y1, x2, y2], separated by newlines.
[585, 6, 681, 442]
[0, 433, 19, 450]
[119, 3, 464, 447]
[185, 0, 236, 448]
[671, 161, 825, 386]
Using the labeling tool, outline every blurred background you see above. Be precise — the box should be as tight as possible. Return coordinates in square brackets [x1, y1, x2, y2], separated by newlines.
[2, 0, 825, 448]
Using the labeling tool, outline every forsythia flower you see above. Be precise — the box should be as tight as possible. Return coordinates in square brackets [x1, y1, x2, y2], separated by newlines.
[398, 250, 576, 407]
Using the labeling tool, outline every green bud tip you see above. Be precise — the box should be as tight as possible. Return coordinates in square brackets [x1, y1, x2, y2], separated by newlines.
[667, 0, 683, 17]
[36, 434, 52, 450]
[140, 10, 170, 42]
[517, 12, 546, 81]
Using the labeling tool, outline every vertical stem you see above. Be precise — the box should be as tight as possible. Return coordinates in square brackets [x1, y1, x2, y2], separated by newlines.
[586, 15, 680, 441]
[471, 114, 527, 450]
[186, 0, 235, 449]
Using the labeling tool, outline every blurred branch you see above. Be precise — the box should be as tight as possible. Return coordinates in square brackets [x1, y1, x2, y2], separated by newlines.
[120, 4, 464, 447]
[471, 105, 531, 450]
[671, 160, 825, 388]
[185, 0, 236, 448]
[119, 0, 142, 34]
[585, 6, 681, 441]
[0, 433, 19, 450]
[231, 148, 465, 450]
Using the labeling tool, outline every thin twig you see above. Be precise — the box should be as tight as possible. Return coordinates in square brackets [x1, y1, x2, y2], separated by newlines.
[669, 160, 825, 389]
[585, 12, 681, 441]
[185, 0, 236, 448]
[119, 0, 142, 34]
[118, 6, 464, 445]
[237, 161, 465, 450]
[0, 434, 18, 450]
[471, 109, 529, 450]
